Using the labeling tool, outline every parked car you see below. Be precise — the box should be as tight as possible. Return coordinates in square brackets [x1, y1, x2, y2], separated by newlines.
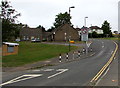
[15, 39, 20, 42]
[31, 39, 41, 43]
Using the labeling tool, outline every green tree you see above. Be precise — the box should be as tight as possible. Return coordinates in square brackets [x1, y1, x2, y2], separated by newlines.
[1, 0, 21, 41]
[54, 12, 71, 28]
[48, 12, 71, 31]
[47, 26, 55, 32]
[92, 31, 98, 38]
[101, 20, 112, 37]
[36, 25, 46, 32]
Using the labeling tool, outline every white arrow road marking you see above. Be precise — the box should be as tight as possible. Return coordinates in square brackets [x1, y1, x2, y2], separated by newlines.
[86, 43, 92, 48]
[0, 74, 42, 86]
[48, 69, 68, 79]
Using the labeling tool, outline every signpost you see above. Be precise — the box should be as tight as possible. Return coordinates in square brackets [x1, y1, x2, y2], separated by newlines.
[81, 26, 89, 54]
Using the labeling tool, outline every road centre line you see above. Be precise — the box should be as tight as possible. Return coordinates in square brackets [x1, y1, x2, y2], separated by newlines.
[48, 69, 68, 79]
[90, 41, 118, 83]
[0, 74, 43, 86]
[44, 69, 54, 72]
[31, 70, 41, 72]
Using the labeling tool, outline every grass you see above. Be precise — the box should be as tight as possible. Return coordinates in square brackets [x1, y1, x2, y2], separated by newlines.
[2, 42, 78, 67]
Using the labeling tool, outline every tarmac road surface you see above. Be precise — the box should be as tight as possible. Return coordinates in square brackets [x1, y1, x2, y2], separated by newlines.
[1, 39, 118, 87]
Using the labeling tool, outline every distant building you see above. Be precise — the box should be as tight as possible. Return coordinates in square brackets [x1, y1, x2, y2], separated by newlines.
[20, 27, 50, 41]
[89, 26, 103, 34]
[49, 23, 79, 41]
[76, 28, 81, 36]
[113, 31, 119, 34]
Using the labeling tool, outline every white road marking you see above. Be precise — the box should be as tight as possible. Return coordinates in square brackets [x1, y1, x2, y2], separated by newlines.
[95, 67, 110, 86]
[114, 57, 116, 60]
[102, 42, 104, 44]
[90, 53, 95, 56]
[86, 42, 92, 48]
[48, 69, 68, 79]
[111, 51, 113, 54]
[44, 69, 54, 72]
[0, 74, 42, 86]
[102, 46, 104, 48]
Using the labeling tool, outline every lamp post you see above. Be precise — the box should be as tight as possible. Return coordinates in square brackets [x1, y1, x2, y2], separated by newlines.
[84, 17, 88, 54]
[68, 6, 75, 51]
[84, 17, 88, 27]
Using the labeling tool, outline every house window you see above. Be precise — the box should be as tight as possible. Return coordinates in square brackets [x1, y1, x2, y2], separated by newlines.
[7, 45, 14, 53]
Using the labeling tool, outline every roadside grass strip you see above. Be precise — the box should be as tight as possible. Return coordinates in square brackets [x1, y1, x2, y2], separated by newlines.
[90, 41, 118, 84]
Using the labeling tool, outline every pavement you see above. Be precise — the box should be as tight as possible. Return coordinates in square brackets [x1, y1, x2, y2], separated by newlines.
[1, 39, 118, 86]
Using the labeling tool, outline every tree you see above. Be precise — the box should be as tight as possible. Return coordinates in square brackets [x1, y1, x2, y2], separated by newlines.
[36, 25, 46, 32]
[1, 0, 21, 41]
[101, 20, 112, 37]
[54, 12, 71, 28]
[47, 26, 55, 32]
[49, 12, 71, 31]
[92, 31, 98, 38]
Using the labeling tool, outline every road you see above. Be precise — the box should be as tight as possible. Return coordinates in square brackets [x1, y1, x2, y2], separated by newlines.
[1, 39, 117, 87]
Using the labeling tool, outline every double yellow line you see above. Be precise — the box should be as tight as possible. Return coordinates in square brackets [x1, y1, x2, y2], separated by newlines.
[90, 41, 118, 83]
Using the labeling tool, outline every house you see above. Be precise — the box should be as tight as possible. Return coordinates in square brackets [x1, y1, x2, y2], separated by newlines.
[89, 26, 103, 34]
[20, 27, 52, 41]
[49, 23, 79, 41]
[2, 42, 19, 56]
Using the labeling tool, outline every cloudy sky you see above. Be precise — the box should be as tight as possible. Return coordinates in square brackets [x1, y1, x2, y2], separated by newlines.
[9, 0, 119, 31]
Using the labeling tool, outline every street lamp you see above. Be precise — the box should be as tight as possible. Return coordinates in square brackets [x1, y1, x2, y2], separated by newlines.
[84, 17, 88, 27]
[68, 6, 75, 51]
[69, 6, 75, 15]
[84, 17, 88, 54]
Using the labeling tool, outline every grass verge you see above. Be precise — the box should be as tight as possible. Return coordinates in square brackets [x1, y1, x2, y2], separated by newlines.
[2, 42, 78, 67]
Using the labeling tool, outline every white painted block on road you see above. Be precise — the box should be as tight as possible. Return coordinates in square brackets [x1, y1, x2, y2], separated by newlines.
[48, 69, 68, 79]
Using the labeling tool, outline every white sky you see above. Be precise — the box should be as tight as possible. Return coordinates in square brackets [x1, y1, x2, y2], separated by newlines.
[9, 0, 119, 31]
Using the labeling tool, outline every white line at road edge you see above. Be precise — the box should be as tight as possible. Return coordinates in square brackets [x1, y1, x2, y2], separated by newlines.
[0, 74, 42, 86]
[48, 69, 68, 79]
[95, 67, 110, 86]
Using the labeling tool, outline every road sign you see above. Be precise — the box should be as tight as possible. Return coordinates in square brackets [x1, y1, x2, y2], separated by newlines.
[81, 26, 88, 41]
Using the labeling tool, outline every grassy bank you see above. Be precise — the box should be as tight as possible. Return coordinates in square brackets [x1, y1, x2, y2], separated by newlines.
[2, 42, 78, 67]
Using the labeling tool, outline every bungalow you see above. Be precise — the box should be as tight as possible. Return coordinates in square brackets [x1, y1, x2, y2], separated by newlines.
[89, 26, 103, 34]
[49, 23, 79, 41]
[20, 27, 51, 41]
